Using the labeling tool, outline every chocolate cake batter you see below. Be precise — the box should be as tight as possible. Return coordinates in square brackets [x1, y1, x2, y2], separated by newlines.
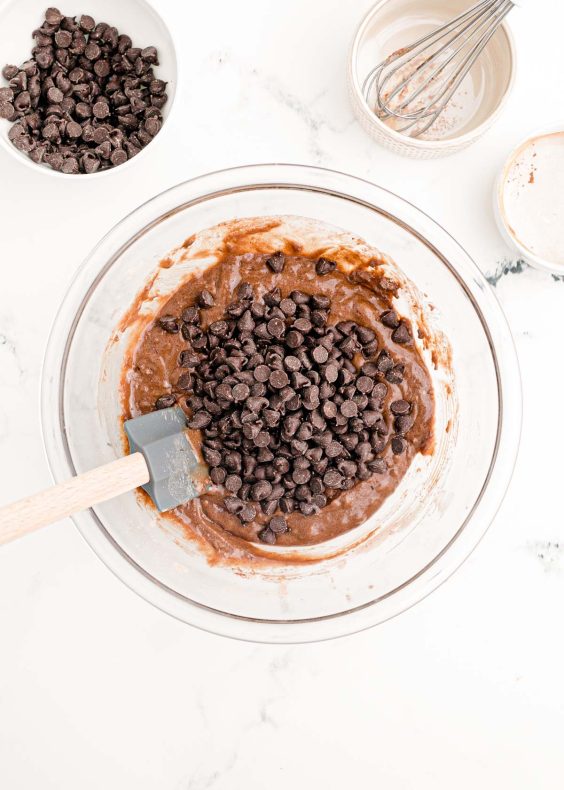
[123, 252, 434, 552]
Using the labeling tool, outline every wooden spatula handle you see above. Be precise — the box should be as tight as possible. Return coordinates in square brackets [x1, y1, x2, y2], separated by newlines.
[0, 453, 149, 546]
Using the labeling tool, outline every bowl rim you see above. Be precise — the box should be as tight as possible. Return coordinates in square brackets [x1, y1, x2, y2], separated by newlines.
[40, 164, 522, 642]
[348, 0, 517, 149]
[494, 123, 564, 275]
[0, 0, 179, 179]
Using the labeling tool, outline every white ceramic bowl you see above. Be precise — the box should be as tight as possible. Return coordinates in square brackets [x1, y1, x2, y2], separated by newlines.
[0, 0, 177, 178]
[41, 165, 522, 643]
[494, 124, 564, 275]
[348, 0, 516, 159]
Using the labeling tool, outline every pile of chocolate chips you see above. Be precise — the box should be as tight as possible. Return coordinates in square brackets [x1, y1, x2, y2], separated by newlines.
[0, 7, 167, 173]
[155, 254, 414, 545]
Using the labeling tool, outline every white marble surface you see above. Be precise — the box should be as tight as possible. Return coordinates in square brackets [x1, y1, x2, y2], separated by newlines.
[0, 1, 563, 787]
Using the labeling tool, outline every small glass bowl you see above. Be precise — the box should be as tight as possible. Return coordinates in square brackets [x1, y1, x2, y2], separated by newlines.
[41, 165, 521, 642]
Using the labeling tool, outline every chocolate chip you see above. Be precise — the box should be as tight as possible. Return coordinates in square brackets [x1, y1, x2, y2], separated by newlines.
[158, 315, 178, 333]
[240, 504, 257, 523]
[392, 322, 412, 344]
[289, 290, 308, 305]
[209, 320, 228, 337]
[155, 394, 176, 409]
[225, 474, 242, 493]
[356, 326, 376, 345]
[316, 257, 337, 275]
[237, 311, 254, 333]
[45, 7, 64, 24]
[386, 364, 405, 384]
[254, 431, 270, 448]
[176, 373, 192, 391]
[178, 351, 199, 369]
[181, 307, 200, 325]
[232, 383, 250, 401]
[233, 282, 251, 301]
[394, 414, 415, 435]
[267, 318, 285, 338]
[311, 310, 328, 327]
[292, 468, 311, 485]
[261, 499, 277, 516]
[66, 121, 83, 139]
[293, 318, 312, 333]
[258, 527, 276, 544]
[326, 441, 345, 458]
[355, 375, 373, 394]
[291, 372, 308, 389]
[203, 446, 222, 466]
[252, 480, 272, 501]
[323, 469, 343, 488]
[283, 355, 300, 372]
[150, 78, 167, 94]
[279, 497, 294, 513]
[391, 400, 411, 415]
[376, 351, 393, 373]
[312, 345, 329, 364]
[263, 409, 280, 428]
[224, 496, 244, 514]
[269, 515, 288, 534]
[322, 364, 339, 383]
[91, 100, 108, 119]
[110, 149, 128, 166]
[188, 410, 212, 429]
[285, 330, 303, 349]
[359, 363, 376, 378]
[337, 460, 356, 478]
[265, 251, 285, 273]
[321, 401, 337, 420]
[0, 101, 14, 119]
[195, 290, 214, 308]
[54, 29, 72, 48]
[340, 400, 358, 418]
[362, 410, 380, 428]
[278, 298, 295, 317]
[262, 288, 280, 308]
[269, 370, 289, 389]
[391, 436, 407, 455]
[380, 310, 399, 330]
[79, 14, 95, 32]
[249, 364, 269, 383]
[368, 458, 387, 474]
[312, 295, 331, 309]
[47, 86, 64, 103]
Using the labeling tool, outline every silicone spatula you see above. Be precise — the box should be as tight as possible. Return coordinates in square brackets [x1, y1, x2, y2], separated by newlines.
[0, 407, 205, 545]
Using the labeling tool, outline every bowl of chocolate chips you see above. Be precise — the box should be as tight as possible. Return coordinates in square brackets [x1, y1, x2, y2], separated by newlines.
[42, 165, 521, 641]
[0, 2, 175, 175]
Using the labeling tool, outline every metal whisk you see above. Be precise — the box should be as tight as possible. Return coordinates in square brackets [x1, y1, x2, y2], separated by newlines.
[363, 0, 519, 138]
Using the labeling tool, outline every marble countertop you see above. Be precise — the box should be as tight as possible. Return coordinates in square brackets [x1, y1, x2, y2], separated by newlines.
[0, 1, 562, 787]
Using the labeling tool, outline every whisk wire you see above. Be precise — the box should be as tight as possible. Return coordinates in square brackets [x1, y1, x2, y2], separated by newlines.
[378, 0, 510, 120]
[361, 0, 495, 101]
[362, 0, 515, 138]
[384, 0, 513, 135]
[402, 4, 513, 137]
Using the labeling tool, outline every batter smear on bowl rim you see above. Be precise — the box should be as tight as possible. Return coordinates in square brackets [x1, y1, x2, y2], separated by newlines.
[121, 218, 435, 552]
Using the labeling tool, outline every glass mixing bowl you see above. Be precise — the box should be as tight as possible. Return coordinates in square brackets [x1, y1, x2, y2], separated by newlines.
[41, 165, 521, 642]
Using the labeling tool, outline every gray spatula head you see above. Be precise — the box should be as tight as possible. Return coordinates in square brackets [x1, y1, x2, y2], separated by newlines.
[124, 406, 206, 512]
